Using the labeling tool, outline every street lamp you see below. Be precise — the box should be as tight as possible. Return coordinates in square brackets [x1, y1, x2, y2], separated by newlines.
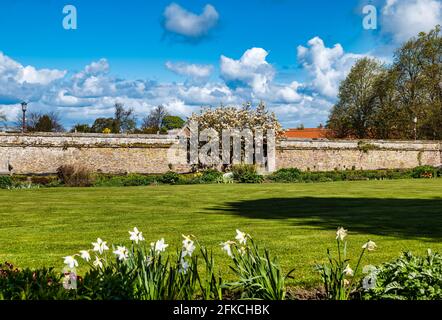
[413, 116, 418, 141]
[21, 102, 27, 133]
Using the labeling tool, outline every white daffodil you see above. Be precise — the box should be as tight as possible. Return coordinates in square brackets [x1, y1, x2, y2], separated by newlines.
[113, 246, 129, 261]
[343, 264, 354, 276]
[220, 241, 235, 257]
[179, 260, 189, 274]
[129, 227, 145, 244]
[79, 250, 91, 262]
[238, 246, 247, 256]
[63, 256, 78, 269]
[336, 227, 348, 241]
[235, 229, 248, 245]
[92, 238, 109, 254]
[151, 238, 169, 253]
[181, 235, 196, 257]
[362, 240, 377, 252]
[93, 256, 103, 269]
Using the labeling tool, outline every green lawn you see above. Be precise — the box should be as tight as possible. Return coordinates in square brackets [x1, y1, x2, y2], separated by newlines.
[1, 179, 442, 287]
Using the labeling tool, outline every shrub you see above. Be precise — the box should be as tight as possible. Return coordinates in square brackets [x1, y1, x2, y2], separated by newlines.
[268, 168, 301, 182]
[0, 262, 71, 300]
[57, 165, 95, 187]
[0, 175, 12, 189]
[411, 166, 438, 179]
[159, 171, 181, 185]
[200, 169, 223, 183]
[231, 164, 263, 183]
[362, 250, 442, 300]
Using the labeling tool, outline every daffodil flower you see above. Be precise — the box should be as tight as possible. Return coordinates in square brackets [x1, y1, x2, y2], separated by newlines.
[336, 227, 348, 241]
[235, 229, 248, 245]
[113, 246, 129, 261]
[220, 240, 235, 257]
[181, 235, 196, 257]
[151, 238, 169, 253]
[92, 238, 109, 254]
[362, 240, 377, 251]
[343, 264, 354, 276]
[129, 227, 145, 244]
[63, 256, 78, 269]
[79, 250, 91, 262]
[93, 256, 103, 269]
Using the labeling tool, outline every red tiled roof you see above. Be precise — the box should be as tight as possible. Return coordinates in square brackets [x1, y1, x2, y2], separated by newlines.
[283, 128, 329, 139]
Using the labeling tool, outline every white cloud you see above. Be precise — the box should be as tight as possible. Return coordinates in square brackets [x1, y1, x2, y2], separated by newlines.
[220, 48, 275, 96]
[0, 52, 66, 86]
[381, 0, 442, 43]
[165, 61, 213, 78]
[297, 37, 364, 98]
[0, 37, 368, 129]
[163, 3, 219, 38]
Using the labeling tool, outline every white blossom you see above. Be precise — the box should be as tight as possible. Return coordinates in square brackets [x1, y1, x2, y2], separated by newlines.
[92, 238, 109, 254]
[151, 238, 169, 253]
[182, 235, 196, 257]
[79, 250, 91, 262]
[113, 246, 129, 261]
[220, 240, 235, 257]
[336, 227, 348, 241]
[63, 256, 78, 269]
[343, 264, 354, 276]
[362, 240, 377, 252]
[129, 227, 145, 244]
[235, 229, 248, 245]
[93, 256, 103, 268]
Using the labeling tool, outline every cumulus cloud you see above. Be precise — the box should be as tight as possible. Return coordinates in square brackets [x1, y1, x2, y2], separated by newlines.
[220, 48, 275, 96]
[0, 37, 366, 129]
[165, 61, 213, 78]
[163, 3, 219, 38]
[381, 0, 442, 43]
[297, 37, 364, 98]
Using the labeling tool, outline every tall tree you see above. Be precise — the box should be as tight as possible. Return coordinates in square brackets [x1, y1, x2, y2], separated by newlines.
[327, 58, 383, 138]
[113, 103, 136, 133]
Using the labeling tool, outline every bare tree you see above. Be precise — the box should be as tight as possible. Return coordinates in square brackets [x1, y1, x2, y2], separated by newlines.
[142, 105, 169, 130]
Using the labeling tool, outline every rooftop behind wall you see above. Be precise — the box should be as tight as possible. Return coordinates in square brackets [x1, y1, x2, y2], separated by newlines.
[0, 132, 441, 174]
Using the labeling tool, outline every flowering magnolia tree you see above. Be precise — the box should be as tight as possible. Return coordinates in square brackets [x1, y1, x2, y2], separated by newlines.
[188, 102, 283, 137]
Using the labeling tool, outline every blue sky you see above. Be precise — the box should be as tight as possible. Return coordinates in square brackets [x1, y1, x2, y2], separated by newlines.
[0, 0, 441, 128]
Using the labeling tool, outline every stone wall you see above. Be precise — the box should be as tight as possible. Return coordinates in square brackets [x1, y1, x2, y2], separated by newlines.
[0, 133, 441, 174]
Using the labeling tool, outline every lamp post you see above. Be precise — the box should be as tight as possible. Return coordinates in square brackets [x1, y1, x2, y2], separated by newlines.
[413, 116, 417, 141]
[21, 102, 27, 133]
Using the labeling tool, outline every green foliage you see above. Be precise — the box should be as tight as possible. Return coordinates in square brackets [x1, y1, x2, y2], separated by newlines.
[0, 175, 13, 189]
[363, 250, 442, 300]
[0, 262, 71, 300]
[328, 26, 442, 140]
[162, 115, 185, 130]
[231, 164, 264, 183]
[159, 171, 181, 184]
[411, 166, 438, 179]
[224, 235, 293, 300]
[268, 168, 301, 182]
[71, 124, 92, 133]
[94, 174, 159, 187]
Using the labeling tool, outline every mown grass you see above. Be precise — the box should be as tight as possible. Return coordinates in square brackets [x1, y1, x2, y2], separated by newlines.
[1, 179, 441, 287]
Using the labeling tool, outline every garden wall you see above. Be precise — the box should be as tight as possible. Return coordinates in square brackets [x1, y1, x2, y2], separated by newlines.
[0, 133, 441, 174]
